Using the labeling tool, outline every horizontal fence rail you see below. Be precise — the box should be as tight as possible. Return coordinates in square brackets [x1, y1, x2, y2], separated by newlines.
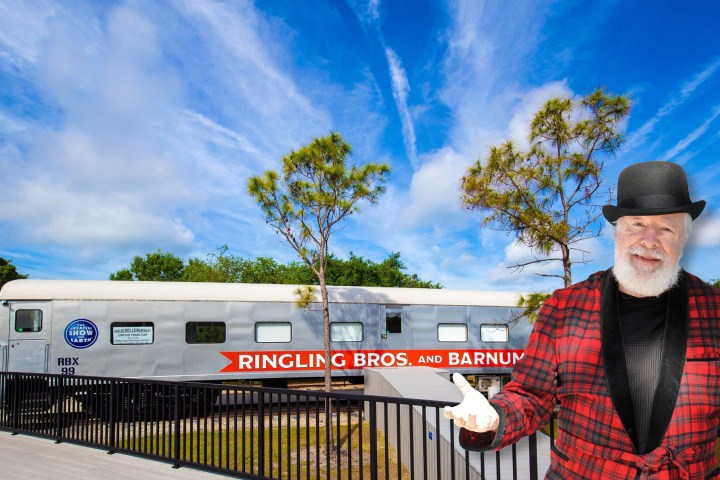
[0, 371, 553, 479]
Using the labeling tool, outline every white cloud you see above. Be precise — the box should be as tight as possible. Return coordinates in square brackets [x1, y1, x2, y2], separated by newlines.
[664, 102, 720, 162]
[397, 81, 578, 235]
[348, 2, 582, 290]
[1, 180, 195, 256]
[0, 0, 58, 70]
[679, 58, 720, 97]
[414, 2, 566, 182]
[368, 0, 380, 20]
[682, 212, 720, 281]
[385, 47, 417, 166]
[625, 58, 720, 151]
[485, 233, 608, 292]
[402, 146, 468, 228]
[489, 241, 558, 284]
[168, 110, 265, 197]
[346, 0, 381, 26]
[179, 0, 331, 154]
[441, 0, 547, 109]
[0, 4, 197, 260]
[502, 240, 542, 265]
[180, 110, 261, 156]
[690, 213, 720, 248]
[507, 81, 573, 147]
[0, 0, 351, 270]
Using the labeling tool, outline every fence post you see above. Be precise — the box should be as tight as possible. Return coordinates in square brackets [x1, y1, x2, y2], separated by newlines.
[258, 392, 265, 478]
[369, 400, 377, 480]
[55, 375, 64, 442]
[108, 380, 116, 454]
[11, 373, 18, 433]
[436, 408, 442, 480]
[528, 432, 538, 480]
[173, 385, 181, 468]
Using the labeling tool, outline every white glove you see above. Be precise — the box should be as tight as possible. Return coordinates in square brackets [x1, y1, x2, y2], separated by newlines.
[443, 373, 499, 433]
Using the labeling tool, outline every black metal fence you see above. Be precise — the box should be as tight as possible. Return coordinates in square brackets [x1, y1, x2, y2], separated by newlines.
[0, 372, 550, 479]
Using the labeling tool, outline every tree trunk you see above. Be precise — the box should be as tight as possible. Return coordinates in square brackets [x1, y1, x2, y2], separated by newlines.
[320, 279, 332, 393]
[318, 278, 335, 449]
[562, 243, 572, 287]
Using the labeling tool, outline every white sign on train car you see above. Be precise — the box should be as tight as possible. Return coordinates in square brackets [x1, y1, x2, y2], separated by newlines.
[112, 325, 154, 345]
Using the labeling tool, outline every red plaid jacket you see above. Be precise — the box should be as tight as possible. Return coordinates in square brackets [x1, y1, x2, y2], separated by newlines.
[460, 270, 720, 479]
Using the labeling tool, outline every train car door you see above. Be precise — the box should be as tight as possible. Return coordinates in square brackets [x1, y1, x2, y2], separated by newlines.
[0, 301, 8, 372]
[381, 306, 408, 349]
[6, 302, 51, 373]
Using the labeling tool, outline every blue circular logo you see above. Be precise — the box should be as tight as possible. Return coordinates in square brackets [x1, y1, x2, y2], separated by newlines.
[64, 319, 98, 349]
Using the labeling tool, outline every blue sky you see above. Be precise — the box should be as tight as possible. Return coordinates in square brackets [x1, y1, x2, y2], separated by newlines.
[1, 0, 719, 292]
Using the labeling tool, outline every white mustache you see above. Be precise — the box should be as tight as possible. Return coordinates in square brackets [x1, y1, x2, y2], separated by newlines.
[627, 246, 665, 261]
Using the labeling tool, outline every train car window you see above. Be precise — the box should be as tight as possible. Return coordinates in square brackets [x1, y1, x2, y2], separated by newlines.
[330, 322, 363, 342]
[480, 324, 509, 343]
[111, 322, 155, 345]
[437, 323, 468, 342]
[255, 322, 292, 343]
[15, 309, 42, 332]
[186, 322, 226, 344]
[385, 309, 402, 334]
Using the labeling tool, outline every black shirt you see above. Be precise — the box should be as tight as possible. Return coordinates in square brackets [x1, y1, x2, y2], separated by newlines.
[619, 291, 668, 454]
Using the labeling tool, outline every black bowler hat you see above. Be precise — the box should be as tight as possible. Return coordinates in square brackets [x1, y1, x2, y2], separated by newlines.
[602, 161, 705, 224]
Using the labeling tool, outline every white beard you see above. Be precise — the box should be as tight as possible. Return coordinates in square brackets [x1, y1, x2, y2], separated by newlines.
[612, 245, 681, 297]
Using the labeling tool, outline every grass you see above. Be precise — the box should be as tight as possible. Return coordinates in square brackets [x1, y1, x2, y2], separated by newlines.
[121, 420, 410, 480]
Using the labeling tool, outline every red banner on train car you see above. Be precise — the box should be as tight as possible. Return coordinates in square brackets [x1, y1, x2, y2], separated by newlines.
[219, 349, 524, 373]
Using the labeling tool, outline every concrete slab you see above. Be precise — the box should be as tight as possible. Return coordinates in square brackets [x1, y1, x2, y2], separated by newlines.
[0, 432, 242, 480]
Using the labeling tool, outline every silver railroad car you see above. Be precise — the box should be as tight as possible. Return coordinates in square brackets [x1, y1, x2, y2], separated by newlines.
[0, 280, 531, 389]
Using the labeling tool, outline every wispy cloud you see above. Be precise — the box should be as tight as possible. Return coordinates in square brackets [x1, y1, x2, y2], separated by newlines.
[353, 0, 568, 288]
[0, 0, 59, 71]
[178, 0, 331, 156]
[347, 0, 381, 26]
[507, 81, 573, 148]
[385, 47, 417, 166]
[664, 102, 720, 162]
[367, 0, 380, 22]
[625, 58, 720, 150]
[0, 0, 346, 273]
[690, 208, 720, 248]
[181, 110, 261, 157]
[0, 4, 195, 260]
[487, 235, 607, 291]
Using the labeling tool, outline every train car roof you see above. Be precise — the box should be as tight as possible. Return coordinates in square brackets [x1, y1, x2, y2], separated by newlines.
[0, 280, 523, 307]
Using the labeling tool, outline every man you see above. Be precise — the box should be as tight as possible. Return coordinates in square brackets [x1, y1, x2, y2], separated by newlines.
[445, 161, 719, 479]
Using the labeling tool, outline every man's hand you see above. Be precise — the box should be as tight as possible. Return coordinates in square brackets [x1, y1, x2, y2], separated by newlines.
[443, 373, 499, 432]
